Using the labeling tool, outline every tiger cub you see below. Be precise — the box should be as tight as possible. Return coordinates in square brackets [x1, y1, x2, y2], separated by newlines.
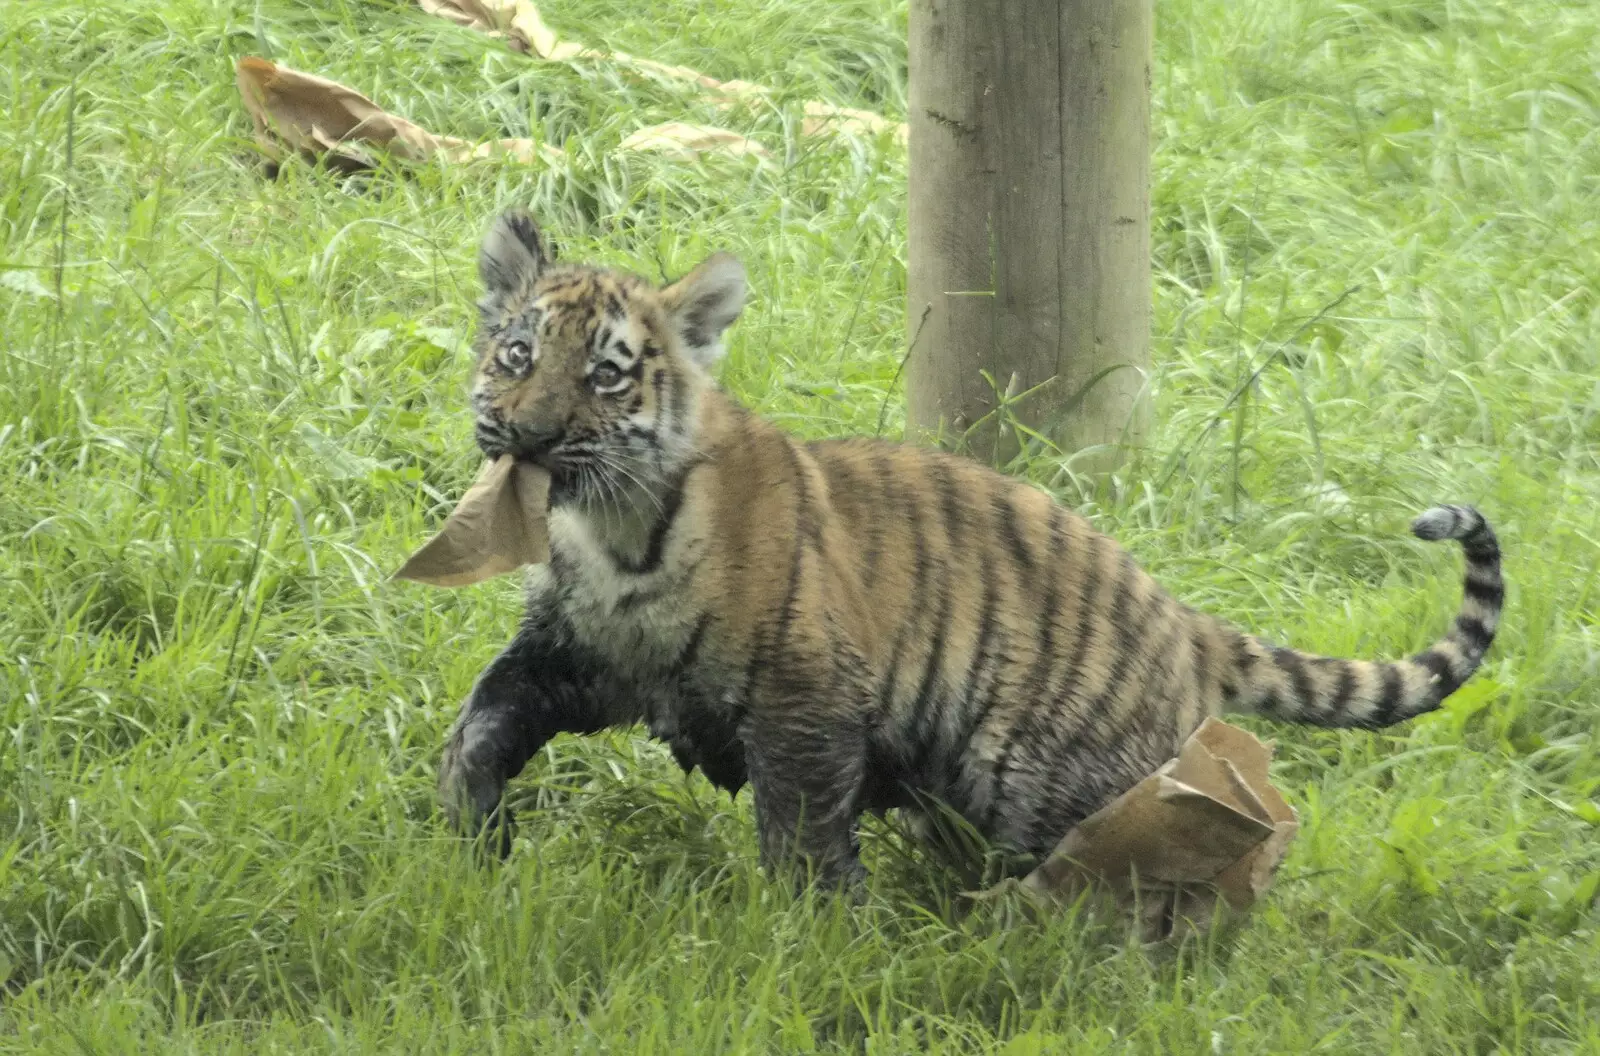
[437, 211, 1503, 889]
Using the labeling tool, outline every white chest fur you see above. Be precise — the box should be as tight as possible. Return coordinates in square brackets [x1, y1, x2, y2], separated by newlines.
[539, 505, 702, 679]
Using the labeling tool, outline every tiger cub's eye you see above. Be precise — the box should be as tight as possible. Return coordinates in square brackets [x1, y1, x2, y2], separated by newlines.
[498, 340, 533, 374]
[589, 363, 628, 391]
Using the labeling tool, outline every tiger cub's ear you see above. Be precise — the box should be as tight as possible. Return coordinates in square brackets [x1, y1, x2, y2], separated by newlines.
[478, 211, 549, 298]
[661, 252, 747, 367]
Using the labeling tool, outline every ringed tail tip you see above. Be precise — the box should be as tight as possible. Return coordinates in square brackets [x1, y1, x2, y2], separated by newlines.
[1233, 502, 1503, 729]
[1411, 504, 1486, 543]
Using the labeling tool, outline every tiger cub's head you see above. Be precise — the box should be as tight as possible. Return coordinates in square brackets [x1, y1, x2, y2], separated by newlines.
[469, 211, 746, 499]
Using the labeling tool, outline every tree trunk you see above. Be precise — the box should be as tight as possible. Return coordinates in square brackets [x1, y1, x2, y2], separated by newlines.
[906, 0, 1152, 471]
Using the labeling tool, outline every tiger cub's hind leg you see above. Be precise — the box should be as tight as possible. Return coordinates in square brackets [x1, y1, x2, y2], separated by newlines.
[741, 706, 872, 894]
[737, 639, 876, 893]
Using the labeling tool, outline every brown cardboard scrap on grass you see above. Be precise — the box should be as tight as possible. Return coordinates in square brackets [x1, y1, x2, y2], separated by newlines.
[415, 0, 761, 103]
[421, 0, 767, 104]
[417, 0, 582, 57]
[393, 455, 551, 587]
[618, 122, 770, 160]
[412, 0, 909, 146]
[973, 717, 1300, 945]
[235, 57, 565, 173]
[235, 58, 766, 175]
[800, 101, 909, 146]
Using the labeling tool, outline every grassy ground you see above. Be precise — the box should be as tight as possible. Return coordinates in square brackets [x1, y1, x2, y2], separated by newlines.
[3, 0, 1599, 1050]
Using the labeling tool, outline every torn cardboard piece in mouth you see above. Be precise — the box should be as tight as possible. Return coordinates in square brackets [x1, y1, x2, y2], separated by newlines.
[975, 717, 1300, 944]
[393, 455, 551, 587]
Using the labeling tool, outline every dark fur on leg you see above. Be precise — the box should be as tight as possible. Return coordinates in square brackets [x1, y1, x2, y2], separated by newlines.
[740, 708, 871, 896]
[438, 622, 611, 857]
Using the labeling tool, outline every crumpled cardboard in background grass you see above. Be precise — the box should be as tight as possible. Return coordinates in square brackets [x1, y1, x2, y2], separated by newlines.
[417, 0, 581, 57]
[235, 57, 565, 172]
[618, 121, 769, 160]
[415, 0, 767, 108]
[412, 0, 908, 146]
[235, 58, 770, 174]
[975, 717, 1300, 945]
[799, 100, 907, 144]
[393, 455, 551, 588]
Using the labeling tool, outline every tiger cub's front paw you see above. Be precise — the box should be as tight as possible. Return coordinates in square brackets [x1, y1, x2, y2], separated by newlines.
[438, 719, 517, 860]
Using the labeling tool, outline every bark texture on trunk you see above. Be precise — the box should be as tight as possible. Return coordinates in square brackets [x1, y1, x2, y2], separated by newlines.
[907, 0, 1152, 470]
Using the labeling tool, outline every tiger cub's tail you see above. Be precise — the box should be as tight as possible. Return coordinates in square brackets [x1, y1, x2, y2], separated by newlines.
[1227, 505, 1503, 728]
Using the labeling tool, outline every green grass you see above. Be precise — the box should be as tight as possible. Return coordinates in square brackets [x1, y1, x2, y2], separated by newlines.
[2, 0, 1599, 1050]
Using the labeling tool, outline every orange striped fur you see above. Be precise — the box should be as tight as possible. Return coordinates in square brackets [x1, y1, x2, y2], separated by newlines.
[438, 212, 1504, 887]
